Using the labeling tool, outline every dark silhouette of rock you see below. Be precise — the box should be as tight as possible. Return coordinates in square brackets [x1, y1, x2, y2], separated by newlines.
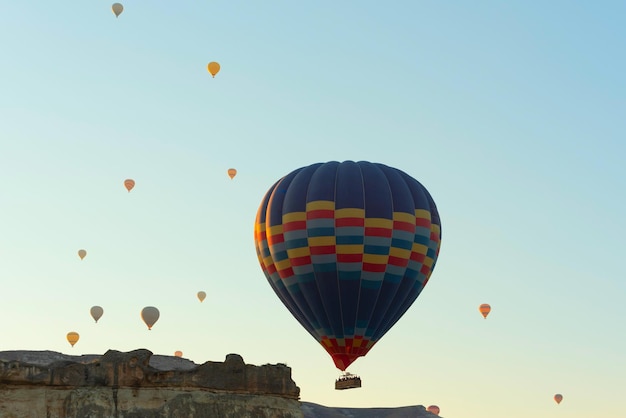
[301, 402, 441, 417]
[0, 349, 301, 418]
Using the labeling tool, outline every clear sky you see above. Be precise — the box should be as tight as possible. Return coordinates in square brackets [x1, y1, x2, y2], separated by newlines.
[1, 1, 624, 417]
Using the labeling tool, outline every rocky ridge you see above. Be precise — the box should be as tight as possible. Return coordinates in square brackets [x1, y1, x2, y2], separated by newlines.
[0, 349, 301, 418]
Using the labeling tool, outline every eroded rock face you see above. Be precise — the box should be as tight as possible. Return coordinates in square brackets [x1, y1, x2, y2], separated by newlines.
[0, 349, 302, 418]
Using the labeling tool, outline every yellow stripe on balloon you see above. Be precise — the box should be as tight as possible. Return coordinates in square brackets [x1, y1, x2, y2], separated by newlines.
[306, 200, 335, 211]
[335, 208, 365, 218]
[308, 236, 336, 246]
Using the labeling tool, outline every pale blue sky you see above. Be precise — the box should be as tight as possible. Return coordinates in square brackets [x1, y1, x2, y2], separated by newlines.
[1, 1, 624, 417]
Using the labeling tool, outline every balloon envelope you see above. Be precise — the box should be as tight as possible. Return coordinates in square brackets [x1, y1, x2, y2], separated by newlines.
[90, 306, 104, 323]
[174, 351, 183, 357]
[227, 168, 237, 179]
[66, 332, 79, 347]
[427, 405, 440, 415]
[197, 291, 206, 302]
[554, 394, 563, 404]
[479, 303, 491, 319]
[78, 249, 87, 260]
[124, 179, 135, 192]
[254, 161, 442, 371]
[112, 3, 123, 17]
[141, 306, 160, 330]
[207, 62, 220, 77]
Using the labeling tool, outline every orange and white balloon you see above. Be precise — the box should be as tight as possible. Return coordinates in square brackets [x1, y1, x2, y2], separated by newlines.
[479, 303, 491, 319]
[124, 179, 135, 192]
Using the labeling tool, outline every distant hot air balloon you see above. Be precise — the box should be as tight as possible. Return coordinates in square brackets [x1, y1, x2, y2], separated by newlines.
[67, 332, 80, 347]
[207, 62, 220, 78]
[254, 161, 442, 372]
[90, 306, 104, 323]
[124, 179, 135, 192]
[227, 168, 237, 179]
[78, 249, 87, 260]
[174, 350, 183, 357]
[479, 303, 491, 319]
[141, 306, 160, 330]
[112, 3, 123, 17]
[554, 394, 563, 404]
[427, 405, 440, 415]
[197, 291, 206, 303]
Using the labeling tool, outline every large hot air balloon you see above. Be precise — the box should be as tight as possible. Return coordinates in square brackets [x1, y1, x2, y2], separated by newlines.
[554, 394, 563, 404]
[427, 405, 440, 415]
[67, 332, 80, 347]
[479, 303, 491, 319]
[174, 350, 183, 357]
[227, 168, 237, 179]
[90, 306, 104, 323]
[141, 306, 160, 330]
[254, 161, 442, 372]
[197, 291, 206, 303]
[207, 62, 220, 78]
[124, 179, 135, 192]
[112, 3, 123, 17]
[78, 249, 87, 260]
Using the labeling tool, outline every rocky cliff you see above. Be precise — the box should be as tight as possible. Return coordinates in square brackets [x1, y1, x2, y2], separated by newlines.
[301, 402, 440, 417]
[0, 349, 302, 418]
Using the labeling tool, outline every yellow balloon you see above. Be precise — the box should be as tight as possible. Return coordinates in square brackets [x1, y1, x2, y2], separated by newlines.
[207, 62, 220, 78]
[227, 168, 237, 179]
[479, 303, 491, 319]
[67, 332, 80, 347]
[197, 291, 206, 303]
[90, 306, 104, 323]
[174, 350, 183, 357]
[78, 249, 87, 260]
[141, 306, 160, 330]
[124, 179, 135, 192]
[112, 3, 124, 18]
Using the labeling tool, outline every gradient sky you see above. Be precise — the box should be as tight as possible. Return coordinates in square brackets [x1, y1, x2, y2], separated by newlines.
[1, 1, 624, 417]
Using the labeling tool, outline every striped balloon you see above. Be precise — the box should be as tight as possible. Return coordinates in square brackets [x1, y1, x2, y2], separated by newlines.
[254, 161, 442, 371]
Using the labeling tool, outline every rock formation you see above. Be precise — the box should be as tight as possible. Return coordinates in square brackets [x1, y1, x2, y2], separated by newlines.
[0, 349, 302, 418]
[300, 402, 440, 417]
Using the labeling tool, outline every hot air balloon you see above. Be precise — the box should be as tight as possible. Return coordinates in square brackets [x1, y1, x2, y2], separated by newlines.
[78, 249, 87, 260]
[227, 168, 237, 179]
[427, 405, 440, 415]
[141, 306, 160, 330]
[174, 351, 183, 357]
[112, 3, 123, 17]
[479, 303, 491, 319]
[554, 394, 563, 404]
[254, 161, 442, 373]
[207, 62, 220, 78]
[124, 179, 135, 192]
[197, 291, 206, 303]
[67, 332, 80, 347]
[90, 306, 104, 323]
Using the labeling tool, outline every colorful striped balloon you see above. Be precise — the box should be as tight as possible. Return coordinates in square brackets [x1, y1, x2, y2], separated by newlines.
[254, 161, 442, 371]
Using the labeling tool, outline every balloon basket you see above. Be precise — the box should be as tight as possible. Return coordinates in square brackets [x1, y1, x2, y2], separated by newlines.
[335, 372, 362, 390]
